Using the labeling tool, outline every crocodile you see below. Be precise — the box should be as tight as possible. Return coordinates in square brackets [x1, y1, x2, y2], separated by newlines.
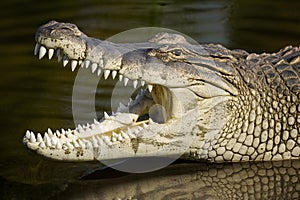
[23, 20, 300, 163]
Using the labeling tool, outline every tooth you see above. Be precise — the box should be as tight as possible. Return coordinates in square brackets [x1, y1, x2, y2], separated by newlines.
[51, 137, 57, 145]
[111, 71, 117, 79]
[127, 128, 136, 139]
[85, 60, 90, 68]
[104, 112, 110, 119]
[56, 130, 61, 137]
[66, 141, 74, 150]
[133, 80, 138, 88]
[97, 69, 102, 76]
[48, 48, 54, 59]
[34, 43, 40, 55]
[39, 46, 47, 59]
[117, 134, 123, 141]
[46, 138, 52, 147]
[63, 56, 69, 67]
[96, 136, 103, 146]
[73, 139, 80, 148]
[47, 128, 53, 137]
[93, 118, 100, 125]
[149, 118, 154, 124]
[73, 130, 79, 135]
[61, 129, 66, 135]
[129, 98, 133, 102]
[78, 139, 85, 148]
[148, 84, 153, 92]
[103, 136, 112, 146]
[77, 124, 83, 130]
[80, 60, 85, 68]
[43, 132, 49, 142]
[39, 141, 46, 148]
[141, 80, 145, 86]
[85, 140, 92, 149]
[57, 49, 62, 62]
[121, 131, 130, 139]
[56, 141, 62, 149]
[143, 122, 148, 129]
[124, 77, 129, 86]
[119, 74, 123, 81]
[92, 137, 98, 147]
[71, 60, 78, 71]
[37, 133, 43, 142]
[104, 70, 110, 79]
[26, 130, 31, 139]
[30, 132, 36, 143]
[78, 60, 82, 65]
[111, 135, 117, 142]
[91, 63, 98, 73]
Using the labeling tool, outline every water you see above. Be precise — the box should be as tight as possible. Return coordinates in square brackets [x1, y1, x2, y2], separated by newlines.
[0, 0, 299, 199]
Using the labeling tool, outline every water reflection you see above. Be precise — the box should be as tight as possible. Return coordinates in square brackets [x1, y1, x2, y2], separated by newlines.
[1, 160, 300, 199]
[0, 0, 299, 199]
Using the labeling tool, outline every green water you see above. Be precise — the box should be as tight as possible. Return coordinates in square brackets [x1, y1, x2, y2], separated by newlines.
[0, 0, 299, 199]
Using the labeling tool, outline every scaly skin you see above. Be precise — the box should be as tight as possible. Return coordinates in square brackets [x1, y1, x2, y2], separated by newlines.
[23, 21, 300, 162]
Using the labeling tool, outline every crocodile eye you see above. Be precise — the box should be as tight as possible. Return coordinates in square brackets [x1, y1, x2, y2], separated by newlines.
[171, 49, 182, 56]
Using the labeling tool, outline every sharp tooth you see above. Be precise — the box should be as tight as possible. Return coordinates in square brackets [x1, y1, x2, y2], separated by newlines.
[56, 130, 61, 137]
[39, 46, 47, 59]
[78, 139, 85, 148]
[124, 77, 129, 86]
[104, 70, 110, 79]
[73, 139, 80, 148]
[57, 49, 62, 62]
[97, 69, 102, 76]
[147, 84, 153, 92]
[78, 60, 82, 65]
[91, 63, 98, 73]
[121, 131, 130, 139]
[96, 136, 103, 146]
[37, 133, 43, 142]
[92, 137, 98, 147]
[117, 134, 123, 141]
[61, 128, 66, 135]
[149, 118, 154, 124]
[111, 71, 117, 79]
[133, 80, 138, 88]
[66, 141, 73, 150]
[80, 60, 85, 68]
[56, 141, 62, 149]
[104, 112, 110, 119]
[119, 74, 123, 81]
[39, 141, 46, 148]
[46, 138, 52, 147]
[25, 130, 31, 139]
[85, 60, 90, 68]
[93, 118, 100, 125]
[143, 122, 148, 129]
[30, 132, 36, 143]
[71, 60, 78, 71]
[103, 136, 112, 146]
[141, 80, 145, 86]
[77, 124, 83, 130]
[111, 135, 117, 142]
[43, 132, 49, 142]
[34, 43, 40, 55]
[48, 48, 54, 59]
[63, 56, 69, 67]
[47, 128, 53, 137]
[51, 137, 57, 146]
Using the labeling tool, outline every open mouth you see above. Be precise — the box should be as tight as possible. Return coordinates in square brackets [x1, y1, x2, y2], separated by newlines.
[24, 42, 174, 157]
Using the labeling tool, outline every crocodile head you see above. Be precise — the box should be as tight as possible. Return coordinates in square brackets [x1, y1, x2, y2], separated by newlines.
[23, 21, 300, 163]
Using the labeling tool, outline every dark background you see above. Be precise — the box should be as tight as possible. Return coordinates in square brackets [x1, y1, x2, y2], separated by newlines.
[0, 0, 299, 199]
